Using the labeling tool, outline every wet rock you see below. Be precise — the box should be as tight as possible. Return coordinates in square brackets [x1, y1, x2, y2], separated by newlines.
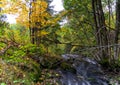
[59, 54, 109, 85]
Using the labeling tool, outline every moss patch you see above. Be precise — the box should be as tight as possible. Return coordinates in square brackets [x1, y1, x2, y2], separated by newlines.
[60, 61, 76, 73]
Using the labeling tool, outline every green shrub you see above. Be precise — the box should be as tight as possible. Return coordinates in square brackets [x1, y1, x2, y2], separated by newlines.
[20, 44, 46, 55]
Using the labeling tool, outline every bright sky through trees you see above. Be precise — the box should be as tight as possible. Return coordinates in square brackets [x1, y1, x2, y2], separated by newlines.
[6, 14, 17, 24]
[50, 0, 64, 11]
[6, 0, 64, 24]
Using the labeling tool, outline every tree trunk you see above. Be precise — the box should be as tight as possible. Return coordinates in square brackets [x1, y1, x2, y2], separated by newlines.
[114, 0, 120, 59]
[92, 0, 109, 61]
[29, 0, 35, 44]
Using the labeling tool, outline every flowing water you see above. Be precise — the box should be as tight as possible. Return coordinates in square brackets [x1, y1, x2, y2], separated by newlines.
[59, 54, 109, 85]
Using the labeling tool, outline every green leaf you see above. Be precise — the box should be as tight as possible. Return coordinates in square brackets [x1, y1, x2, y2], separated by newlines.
[1, 83, 6, 85]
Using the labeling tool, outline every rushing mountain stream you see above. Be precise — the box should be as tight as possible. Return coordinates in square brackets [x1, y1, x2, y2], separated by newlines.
[58, 54, 109, 85]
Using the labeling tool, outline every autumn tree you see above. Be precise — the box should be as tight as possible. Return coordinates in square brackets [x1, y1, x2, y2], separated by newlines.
[29, 0, 51, 45]
[0, 0, 54, 45]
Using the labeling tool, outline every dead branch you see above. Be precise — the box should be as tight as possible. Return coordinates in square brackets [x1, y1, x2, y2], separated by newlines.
[0, 38, 20, 55]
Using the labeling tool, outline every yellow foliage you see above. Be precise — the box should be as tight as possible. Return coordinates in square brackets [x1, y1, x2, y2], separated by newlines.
[38, 30, 49, 36]
[30, 0, 50, 28]
[1, 0, 68, 44]
[1, 0, 68, 29]
[1, 0, 50, 28]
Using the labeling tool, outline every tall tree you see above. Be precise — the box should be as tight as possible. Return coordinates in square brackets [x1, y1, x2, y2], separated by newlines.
[63, 0, 96, 52]
[63, 0, 117, 62]
[114, 0, 120, 59]
[29, 0, 51, 45]
[92, 0, 109, 60]
[1, 0, 53, 45]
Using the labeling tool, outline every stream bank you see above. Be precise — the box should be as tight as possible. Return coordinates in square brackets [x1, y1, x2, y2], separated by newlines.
[35, 54, 120, 85]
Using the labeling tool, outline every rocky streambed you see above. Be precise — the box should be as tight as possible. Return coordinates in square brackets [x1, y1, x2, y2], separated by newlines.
[38, 54, 120, 85]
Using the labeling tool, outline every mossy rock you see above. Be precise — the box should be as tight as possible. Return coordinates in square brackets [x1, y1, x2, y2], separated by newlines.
[60, 62, 76, 73]
[40, 55, 63, 69]
[40, 54, 76, 73]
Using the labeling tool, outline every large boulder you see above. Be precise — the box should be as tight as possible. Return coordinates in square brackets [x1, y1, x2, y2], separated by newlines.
[59, 54, 109, 85]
